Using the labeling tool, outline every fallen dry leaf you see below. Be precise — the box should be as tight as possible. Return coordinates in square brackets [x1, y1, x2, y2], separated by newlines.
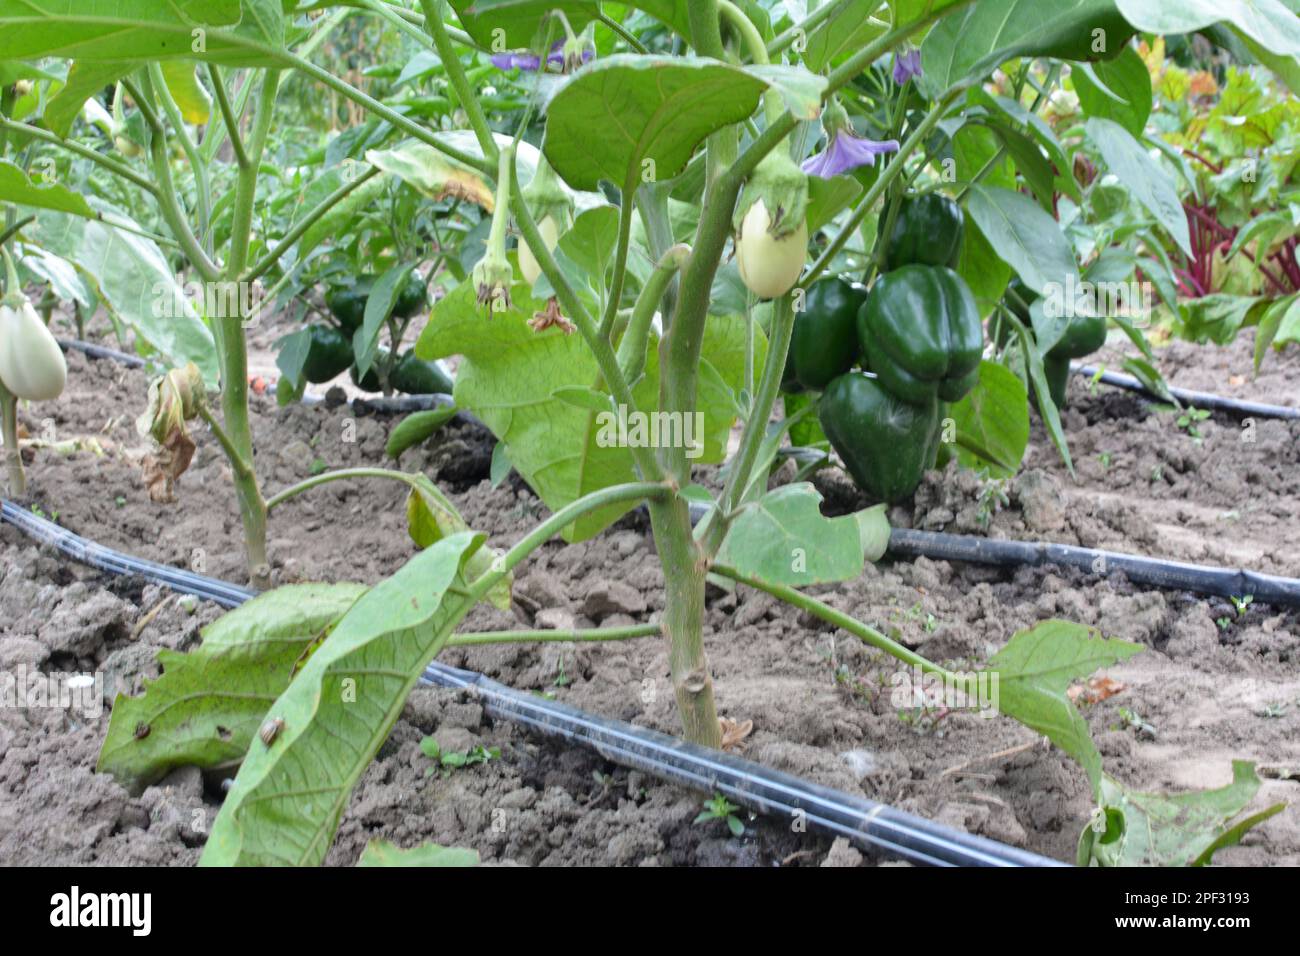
[719, 717, 754, 753]
[1068, 676, 1126, 705]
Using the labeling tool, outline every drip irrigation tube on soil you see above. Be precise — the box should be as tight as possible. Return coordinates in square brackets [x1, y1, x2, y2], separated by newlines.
[0, 501, 1061, 867]
[421, 661, 1061, 867]
[680, 503, 1300, 608]
[1074, 364, 1300, 420]
[888, 529, 1300, 609]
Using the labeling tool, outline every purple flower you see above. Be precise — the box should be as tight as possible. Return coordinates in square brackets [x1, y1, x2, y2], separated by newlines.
[490, 41, 565, 73]
[801, 129, 900, 179]
[893, 48, 922, 86]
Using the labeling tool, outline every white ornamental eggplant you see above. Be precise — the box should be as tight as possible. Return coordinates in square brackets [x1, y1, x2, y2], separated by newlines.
[0, 297, 68, 401]
[736, 199, 807, 299]
[518, 215, 560, 286]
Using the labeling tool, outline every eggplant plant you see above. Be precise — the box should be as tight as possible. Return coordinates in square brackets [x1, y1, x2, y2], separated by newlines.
[2, 0, 1292, 866]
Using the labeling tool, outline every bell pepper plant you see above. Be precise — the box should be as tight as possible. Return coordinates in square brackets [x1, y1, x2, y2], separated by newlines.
[0, 0, 1292, 867]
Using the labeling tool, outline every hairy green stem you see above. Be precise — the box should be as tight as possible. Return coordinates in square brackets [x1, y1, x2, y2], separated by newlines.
[700, 292, 795, 555]
[618, 243, 690, 384]
[0, 117, 159, 196]
[507, 153, 661, 482]
[265, 466, 424, 513]
[276, 50, 491, 173]
[768, 0, 845, 55]
[242, 166, 380, 282]
[599, 184, 637, 339]
[448, 622, 659, 647]
[648, 496, 720, 748]
[596, 11, 649, 52]
[713, 564, 960, 684]
[148, 63, 212, 250]
[468, 482, 670, 601]
[196, 402, 255, 482]
[205, 64, 249, 170]
[420, 0, 498, 163]
[210, 71, 281, 590]
[130, 74, 221, 282]
[0, 385, 22, 497]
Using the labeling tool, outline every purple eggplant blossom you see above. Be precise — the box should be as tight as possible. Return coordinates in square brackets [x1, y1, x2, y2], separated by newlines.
[802, 129, 900, 179]
[893, 48, 922, 86]
[491, 38, 592, 74]
[491, 41, 564, 73]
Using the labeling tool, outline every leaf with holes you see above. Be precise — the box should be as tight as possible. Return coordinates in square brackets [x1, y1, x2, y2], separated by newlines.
[200, 533, 485, 866]
[96, 583, 367, 795]
[717, 483, 889, 587]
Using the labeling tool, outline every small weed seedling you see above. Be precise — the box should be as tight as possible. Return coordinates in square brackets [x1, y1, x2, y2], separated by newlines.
[695, 794, 745, 837]
[1230, 594, 1254, 617]
[976, 477, 1010, 529]
[1115, 707, 1157, 740]
[1175, 406, 1212, 442]
[419, 737, 500, 778]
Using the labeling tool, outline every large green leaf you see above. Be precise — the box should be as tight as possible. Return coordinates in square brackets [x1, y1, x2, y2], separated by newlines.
[989, 621, 1143, 794]
[717, 483, 889, 588]
[1253, 292, 1300, 371]
[919, 0, 1130, 98]
[947, 122, 1014, 311]
[965, 183, 1079, 295]
[416, 280, 763, 541]
[450, 0, 692, 48]
[200, 532, 484, 867]
[1115, 0, 1300, 60]
[1083, 763, 1285, 866]
[28, 210, 219, 383]
[889, 0, 971, 27]
[45, 61, 136, 139]
[542, 55, 768, 191]
[0, 0, 285, 66]
[1071, 46, 1152, 138]
[800, 1, 888, 74]
[947, 360, 1029, 478]
[973, 89, 1081, 202]
[0, 159, 95, 217]
[96, 584, 366, 795]
[1085, 117, 1193, 258]
[1176, 293, 1264, 344]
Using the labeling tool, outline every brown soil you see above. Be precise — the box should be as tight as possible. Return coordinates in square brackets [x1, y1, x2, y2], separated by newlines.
[2, 328, 1298, 867]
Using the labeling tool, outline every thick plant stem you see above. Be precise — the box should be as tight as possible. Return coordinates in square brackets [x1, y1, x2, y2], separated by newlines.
[648, 496, 721, 749]
[213, 71, 280, 590]
[0, 386, 24, 498]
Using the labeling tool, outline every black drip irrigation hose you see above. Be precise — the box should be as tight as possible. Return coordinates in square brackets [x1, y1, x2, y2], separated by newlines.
[1074, 364, 1300, 421]
[58, 336, 459, 417]
[889, 529, 1300, 609]
[684, 501, 1300, 609]
[422, 661, 1061, 867]
[0, 501, 1061, 867]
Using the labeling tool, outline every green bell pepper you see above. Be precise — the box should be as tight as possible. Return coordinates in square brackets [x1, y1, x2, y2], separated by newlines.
[302, 324, 354, 384]
[785, 278, 866, 391]
[390, 350, 454, 395]
[858, 264, 983, 406]
[326, 273, 427, 333]
[884, 193, 964, 271]
[819, 371, 942, 504]
[996, 279, 1106, 408]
